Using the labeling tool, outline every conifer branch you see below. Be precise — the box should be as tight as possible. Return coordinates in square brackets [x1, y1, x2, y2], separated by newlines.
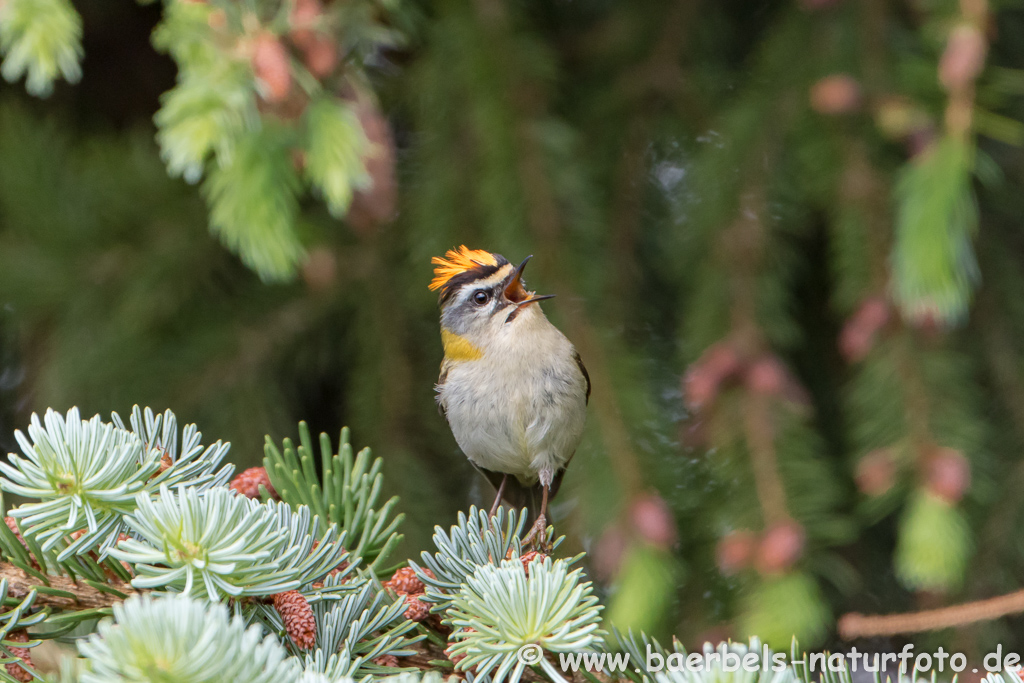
[942, 0, 988, 141]
[839, 588, 1024, 639]
[893, 338, 934, 452]
[726, 187, 792, 527]
[0, 562, 136, 611]
[838, 141, 890, 294]
[744, 393, 788, 527]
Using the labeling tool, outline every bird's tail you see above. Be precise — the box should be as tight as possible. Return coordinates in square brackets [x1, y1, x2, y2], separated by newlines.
[496, 476, 541, 517]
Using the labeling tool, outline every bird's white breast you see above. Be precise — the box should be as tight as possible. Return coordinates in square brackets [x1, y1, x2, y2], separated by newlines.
[437, 313, 587, 484]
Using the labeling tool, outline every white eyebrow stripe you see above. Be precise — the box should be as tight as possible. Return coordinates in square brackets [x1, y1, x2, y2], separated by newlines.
[466, 264, 515, 290]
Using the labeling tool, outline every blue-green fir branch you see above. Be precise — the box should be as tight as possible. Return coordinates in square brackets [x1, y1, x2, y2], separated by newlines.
[1, 408, 149, 559]
[112, 485, 348, 600]
[0, 513, 134, 589]
[1, 407, 231, 564]
[75, 593, 303, 683]
[69, 592, 364, 683]
[299, 649, 364, 682]
[611, 628, 670, 683]
[446, 558, 604, 683]
[300, 576, 419, 671]
[410, 506, 567, 611]
[248, 570, 360, 654]
[113, 405, 233, 493]
[1, 407, 230, 563]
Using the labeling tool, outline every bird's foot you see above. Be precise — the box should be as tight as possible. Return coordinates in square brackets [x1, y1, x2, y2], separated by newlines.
[523, 513, 552, 553]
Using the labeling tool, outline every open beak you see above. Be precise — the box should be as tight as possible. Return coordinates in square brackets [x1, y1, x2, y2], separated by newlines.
[516, 294, 556, 306]
[503, 256, 532, 302]
[504, 256, 554, 322]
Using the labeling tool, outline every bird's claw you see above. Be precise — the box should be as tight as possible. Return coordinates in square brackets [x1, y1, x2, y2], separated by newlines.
[523, 513, 552, 553]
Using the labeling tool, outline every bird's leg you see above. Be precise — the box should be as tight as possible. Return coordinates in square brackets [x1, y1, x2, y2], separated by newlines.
[523, 484, 550, 550]
[489, 475, 508, 518]
[523, 470, 553, 551]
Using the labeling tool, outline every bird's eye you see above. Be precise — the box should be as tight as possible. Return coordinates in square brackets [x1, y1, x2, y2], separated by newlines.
[472, 290, 490, 305]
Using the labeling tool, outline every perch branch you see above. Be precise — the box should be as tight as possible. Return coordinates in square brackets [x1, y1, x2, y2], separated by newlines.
[725, 185, 792, 527]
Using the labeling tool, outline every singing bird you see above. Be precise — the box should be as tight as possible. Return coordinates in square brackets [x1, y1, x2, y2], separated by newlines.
[430, 246, 590, 541]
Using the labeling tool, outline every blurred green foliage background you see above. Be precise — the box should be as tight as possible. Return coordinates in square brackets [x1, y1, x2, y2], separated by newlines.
[3, 0, 1024, 664]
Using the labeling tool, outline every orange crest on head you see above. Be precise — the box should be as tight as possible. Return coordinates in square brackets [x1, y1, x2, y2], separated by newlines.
[429, 246, 500, 292]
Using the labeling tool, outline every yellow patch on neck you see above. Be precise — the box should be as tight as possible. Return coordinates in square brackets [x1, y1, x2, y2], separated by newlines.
[442, 328, 483, 361]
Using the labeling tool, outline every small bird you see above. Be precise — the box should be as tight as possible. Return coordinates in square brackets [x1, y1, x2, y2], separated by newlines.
[430, 246, 590, 542]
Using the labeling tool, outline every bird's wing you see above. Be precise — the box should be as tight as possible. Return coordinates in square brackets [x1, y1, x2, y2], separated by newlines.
[436, 359, 452, 419]
[548, 463, 569, 500]
[546, 352, 588, 501]
[574, 351, 591, 405]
